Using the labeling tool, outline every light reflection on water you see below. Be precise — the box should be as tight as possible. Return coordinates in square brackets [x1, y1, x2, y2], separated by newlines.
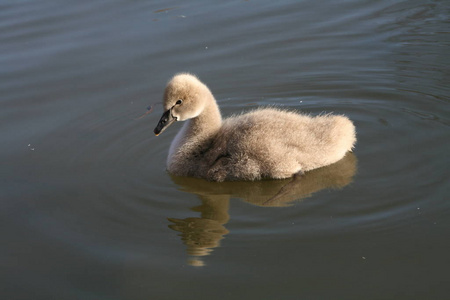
[168, 153, 357, 266]
[1, 0, 449, 299]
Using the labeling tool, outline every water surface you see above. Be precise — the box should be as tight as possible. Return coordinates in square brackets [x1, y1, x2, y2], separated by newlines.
[1, 0, 449, 299]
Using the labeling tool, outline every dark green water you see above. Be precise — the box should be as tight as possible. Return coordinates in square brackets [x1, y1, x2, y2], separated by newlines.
[1, 1, 449, 299]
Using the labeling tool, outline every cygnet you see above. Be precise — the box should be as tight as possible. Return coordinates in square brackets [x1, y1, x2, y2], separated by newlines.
[154, 73, 356, 182]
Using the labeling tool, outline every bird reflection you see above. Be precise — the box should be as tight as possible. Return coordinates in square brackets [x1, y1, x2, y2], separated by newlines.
[168, 195, 229, 267]
[168, 152, 357, 266]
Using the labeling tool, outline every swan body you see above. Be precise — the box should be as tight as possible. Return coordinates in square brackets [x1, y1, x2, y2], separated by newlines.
[154, 73, 356, 182]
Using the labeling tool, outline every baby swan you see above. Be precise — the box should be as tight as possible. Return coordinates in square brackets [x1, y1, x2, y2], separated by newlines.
[154, 73, 356, 182]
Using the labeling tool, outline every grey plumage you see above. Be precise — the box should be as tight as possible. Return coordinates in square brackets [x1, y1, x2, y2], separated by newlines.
[154, 73, 356, 182]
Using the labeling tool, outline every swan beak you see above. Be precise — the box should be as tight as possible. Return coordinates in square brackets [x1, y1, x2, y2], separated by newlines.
[154, 109, 177, 136]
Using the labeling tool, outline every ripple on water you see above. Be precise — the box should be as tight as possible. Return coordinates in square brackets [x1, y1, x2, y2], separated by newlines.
[1, 0, 449, 297]
[156, 89, 448, 247]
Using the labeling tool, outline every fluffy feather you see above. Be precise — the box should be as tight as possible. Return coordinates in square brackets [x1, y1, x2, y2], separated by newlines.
[154, 73, 356, 182]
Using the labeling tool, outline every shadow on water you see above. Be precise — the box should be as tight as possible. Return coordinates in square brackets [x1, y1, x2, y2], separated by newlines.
[168, 152, 357, 266]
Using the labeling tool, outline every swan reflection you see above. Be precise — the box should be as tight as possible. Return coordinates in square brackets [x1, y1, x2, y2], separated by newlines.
[168, 152, 357, 266]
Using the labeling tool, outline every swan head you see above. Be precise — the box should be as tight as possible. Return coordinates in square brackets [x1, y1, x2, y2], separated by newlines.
[154, 73, 209, 136]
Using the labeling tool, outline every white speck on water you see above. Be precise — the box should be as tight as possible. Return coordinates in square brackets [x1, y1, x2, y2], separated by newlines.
[205, 46, 208, 49]
[362, 256, 366, 260]
[31, 148, 35, 151]
[417, 207, 420, 210]
[299, 100, 303, 103]
[28, 144, 31, 147]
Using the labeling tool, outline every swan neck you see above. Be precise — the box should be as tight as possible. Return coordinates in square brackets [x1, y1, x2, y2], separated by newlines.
[167, 92, 222, 167]
[189, 94, 222, 137]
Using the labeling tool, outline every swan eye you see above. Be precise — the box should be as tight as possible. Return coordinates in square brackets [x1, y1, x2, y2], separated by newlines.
[176, 99, 183, 105]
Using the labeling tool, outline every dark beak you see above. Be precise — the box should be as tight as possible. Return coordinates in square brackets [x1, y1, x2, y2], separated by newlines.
[154, 109, 177, 136]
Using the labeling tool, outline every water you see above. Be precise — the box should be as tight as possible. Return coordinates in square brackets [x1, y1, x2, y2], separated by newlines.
[1, 0, 449, 299]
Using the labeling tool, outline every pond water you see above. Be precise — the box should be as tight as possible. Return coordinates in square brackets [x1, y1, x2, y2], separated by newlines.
[1, 0, 449, 299]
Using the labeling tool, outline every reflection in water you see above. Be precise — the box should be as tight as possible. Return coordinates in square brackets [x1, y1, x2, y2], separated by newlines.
[169, 153, 357, 266]
[168, 196, 230, 267]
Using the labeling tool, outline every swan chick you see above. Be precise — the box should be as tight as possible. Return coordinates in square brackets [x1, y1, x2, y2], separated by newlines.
[154, 73, 356, 182]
